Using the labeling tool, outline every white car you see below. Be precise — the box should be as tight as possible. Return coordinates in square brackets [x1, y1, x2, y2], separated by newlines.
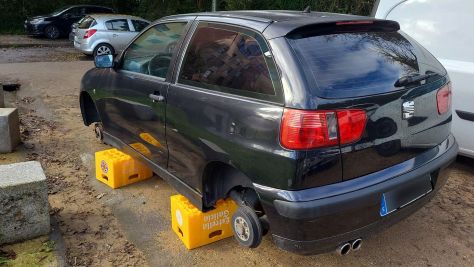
[73, 14, 150, 57]
[373, 0, 474, 157]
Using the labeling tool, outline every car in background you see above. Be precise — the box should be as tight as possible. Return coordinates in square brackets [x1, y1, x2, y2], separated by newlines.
[24, 5, 114, 39]
[73, 14, 150, 57]
[373, 0, 474, 158]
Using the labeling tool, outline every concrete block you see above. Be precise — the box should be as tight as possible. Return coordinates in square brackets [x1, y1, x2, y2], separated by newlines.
[0, 161, 50, 244]
[0, 108, 20, 153]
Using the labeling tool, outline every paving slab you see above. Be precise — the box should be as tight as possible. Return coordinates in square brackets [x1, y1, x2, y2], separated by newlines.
[0, 161, 50, 244]
[0, 108, 20, 153]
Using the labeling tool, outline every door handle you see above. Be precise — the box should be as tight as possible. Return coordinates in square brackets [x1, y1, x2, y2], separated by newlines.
[113, 34, 118, 37]
[149, 93, 165, 102]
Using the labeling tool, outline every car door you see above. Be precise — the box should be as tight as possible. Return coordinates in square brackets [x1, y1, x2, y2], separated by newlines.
[166, 21, 284, 191]
[105, 19, 135, 52]
[100, 21, 191, 167]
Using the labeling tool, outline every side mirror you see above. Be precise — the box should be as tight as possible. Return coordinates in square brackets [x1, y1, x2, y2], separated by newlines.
[94, 55, 114, 68]
[62, 13, 71, 19]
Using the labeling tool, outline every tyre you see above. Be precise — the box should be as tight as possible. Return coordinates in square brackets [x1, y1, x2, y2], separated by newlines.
[93, 44, 115, 58]
[231, 205, 263, 248]
[44, 25, 60, 40]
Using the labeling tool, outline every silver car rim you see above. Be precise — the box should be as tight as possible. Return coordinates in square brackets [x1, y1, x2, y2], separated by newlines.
[234, 216, 250, 242]
[46, 26, 59, 38]
[96, 46, 112, 56]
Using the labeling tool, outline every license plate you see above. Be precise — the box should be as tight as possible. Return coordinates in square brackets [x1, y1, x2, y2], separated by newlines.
[380, 175, 432, 216]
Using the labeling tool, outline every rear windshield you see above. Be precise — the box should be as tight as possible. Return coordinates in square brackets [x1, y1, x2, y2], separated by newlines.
[287, 31, 446, 98]
[78, 16, 96, 29]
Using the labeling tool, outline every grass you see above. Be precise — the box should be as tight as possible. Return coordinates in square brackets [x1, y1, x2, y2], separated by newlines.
[0, 25, 24, 35]
[0, 237, 57, 267]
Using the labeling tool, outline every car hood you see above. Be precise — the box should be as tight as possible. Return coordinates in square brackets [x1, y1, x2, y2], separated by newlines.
[27, 15, 52, 21]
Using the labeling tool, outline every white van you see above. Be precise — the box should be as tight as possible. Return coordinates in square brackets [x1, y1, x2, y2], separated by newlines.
[373, 0, 474, 157]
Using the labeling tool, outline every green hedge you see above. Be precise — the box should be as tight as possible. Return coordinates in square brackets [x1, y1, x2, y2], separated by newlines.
[0, 0, 375, 34]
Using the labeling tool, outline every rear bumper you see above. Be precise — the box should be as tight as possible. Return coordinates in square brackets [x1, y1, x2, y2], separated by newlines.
[255, 135, 458, 255]
[74, 39, 93, 54]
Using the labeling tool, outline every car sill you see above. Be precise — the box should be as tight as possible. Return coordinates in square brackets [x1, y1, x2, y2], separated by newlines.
[102, 131, 205, 210]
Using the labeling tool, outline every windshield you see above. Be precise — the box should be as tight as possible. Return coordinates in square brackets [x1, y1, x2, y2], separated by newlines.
[287, 31, 446, 98]
[51, 6, 70, 16]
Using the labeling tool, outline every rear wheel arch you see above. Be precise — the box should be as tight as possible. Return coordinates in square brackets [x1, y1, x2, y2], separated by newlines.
[93, 43, 115, 57]
[80, 91, 100, 126]
[201, 162, 260, 209]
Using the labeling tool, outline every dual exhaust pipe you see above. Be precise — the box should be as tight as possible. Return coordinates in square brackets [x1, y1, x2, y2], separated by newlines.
[336, 238, 362, 256]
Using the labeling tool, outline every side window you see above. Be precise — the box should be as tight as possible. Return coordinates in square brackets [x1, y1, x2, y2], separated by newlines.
[86, 7, 99, 14]
[79, 7, 87, 16]
[65, 7, 81, 17]
[178, 23, 277, 98]
[105, 19, 130, 31]
[132, 20, 149, 32]
[122, 22, 187, 78]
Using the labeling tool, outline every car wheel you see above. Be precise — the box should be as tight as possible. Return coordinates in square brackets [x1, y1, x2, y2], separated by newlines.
[93, 44, 115, 58]
[231, 205, 263, 248]
[45, 25, 60, 39]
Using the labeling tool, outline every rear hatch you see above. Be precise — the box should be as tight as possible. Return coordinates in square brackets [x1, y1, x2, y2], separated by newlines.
[74, 16, 97, 45]
[286, 20, 451, 180]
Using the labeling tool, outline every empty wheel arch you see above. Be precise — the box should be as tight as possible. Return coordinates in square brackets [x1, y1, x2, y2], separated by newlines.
[80, 91, 101, 126]
[201, 162, 264, 213]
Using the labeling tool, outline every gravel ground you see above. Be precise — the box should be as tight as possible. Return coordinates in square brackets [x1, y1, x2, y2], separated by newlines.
[0, 35, 87, 64]
[0, 45, 473, 266]
[0, 35, 71, 47]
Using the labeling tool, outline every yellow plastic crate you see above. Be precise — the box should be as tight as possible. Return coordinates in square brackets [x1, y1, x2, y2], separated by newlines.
[171, 195, 238, 249]
[95, 147, 153, 189]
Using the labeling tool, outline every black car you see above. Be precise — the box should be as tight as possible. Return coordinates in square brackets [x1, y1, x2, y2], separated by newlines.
[79, 11, 458, 255]
[24, 5, 114, 39]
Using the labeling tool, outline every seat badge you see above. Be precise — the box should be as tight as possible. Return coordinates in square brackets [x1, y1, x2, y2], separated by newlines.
[402, 101, 415, 119]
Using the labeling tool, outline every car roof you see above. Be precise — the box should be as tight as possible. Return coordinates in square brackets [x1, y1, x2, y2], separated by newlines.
[67, 5, 113, 9]
[163, 10, 371, 39]
[88, 14, 149, 22]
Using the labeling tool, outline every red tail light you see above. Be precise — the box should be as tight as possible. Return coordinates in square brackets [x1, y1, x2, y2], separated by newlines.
[336, 110, 367, 145]
[336, 20, 374, 26]
[280, 108, 367, 150]
[436, 82, 452, 114]
[83, 29, 97, 39]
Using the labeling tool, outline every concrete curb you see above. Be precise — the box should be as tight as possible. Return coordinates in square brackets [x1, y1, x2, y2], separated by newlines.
[49, 216, 68, 267]
[0, 43, 72, 49]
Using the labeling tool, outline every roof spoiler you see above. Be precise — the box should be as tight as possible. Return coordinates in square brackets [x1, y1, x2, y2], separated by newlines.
[286, 19, 400, 39]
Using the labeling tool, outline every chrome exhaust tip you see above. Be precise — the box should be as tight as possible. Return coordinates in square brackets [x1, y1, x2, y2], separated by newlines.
[351, 238, 362, 251]
[336, 242, 351, 256]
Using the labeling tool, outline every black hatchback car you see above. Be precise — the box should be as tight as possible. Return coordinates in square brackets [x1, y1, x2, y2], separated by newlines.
[80, 11, 458, 255]
[24, 5, 114, 39]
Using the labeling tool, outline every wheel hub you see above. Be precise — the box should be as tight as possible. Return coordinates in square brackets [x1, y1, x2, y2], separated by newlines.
[97, 46, 111, 55]
[234, 216, 250, 242]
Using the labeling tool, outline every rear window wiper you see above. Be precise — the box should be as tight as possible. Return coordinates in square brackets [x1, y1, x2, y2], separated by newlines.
[394, 72, 439, 87]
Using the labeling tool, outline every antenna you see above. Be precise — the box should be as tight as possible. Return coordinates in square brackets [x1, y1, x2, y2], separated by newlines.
[303, 6, 311, 13]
